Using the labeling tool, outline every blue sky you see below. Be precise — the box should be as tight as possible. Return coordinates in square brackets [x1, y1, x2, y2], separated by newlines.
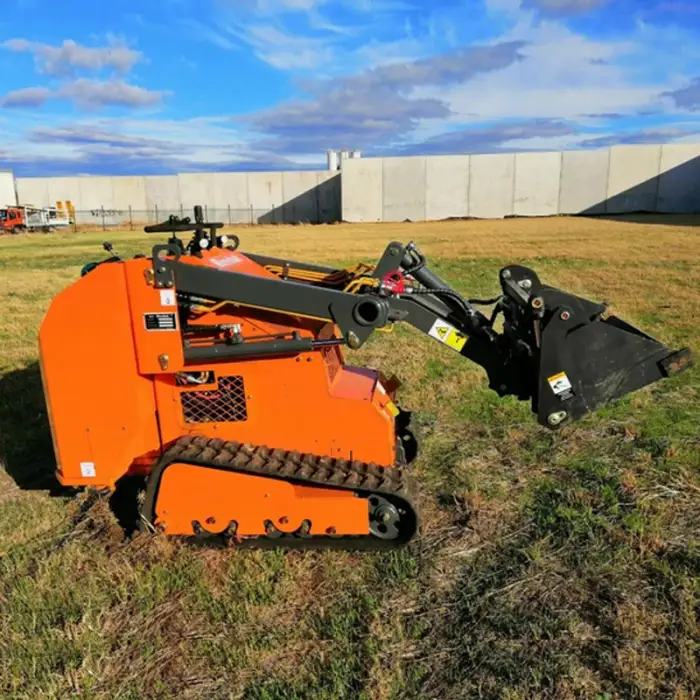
[1, 0, 700, 176]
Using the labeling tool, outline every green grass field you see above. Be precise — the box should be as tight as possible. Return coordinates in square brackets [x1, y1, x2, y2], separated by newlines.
[0, 216, 698, 700]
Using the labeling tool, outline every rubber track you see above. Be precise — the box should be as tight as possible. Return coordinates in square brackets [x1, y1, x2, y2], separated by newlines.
[140, 435, 420, 551]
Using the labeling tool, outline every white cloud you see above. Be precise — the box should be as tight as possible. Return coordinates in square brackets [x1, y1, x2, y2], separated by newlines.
[1, 37, 141, 76]
[1, 80, 166, 110]
[413, 18, 668, 125]
[223, 22, 334, 70]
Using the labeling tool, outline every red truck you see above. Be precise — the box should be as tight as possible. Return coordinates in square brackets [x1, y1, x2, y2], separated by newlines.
[0, 205, 71, 234]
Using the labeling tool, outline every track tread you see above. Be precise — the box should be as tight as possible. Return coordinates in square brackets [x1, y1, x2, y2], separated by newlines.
[142, 435, 419, 550]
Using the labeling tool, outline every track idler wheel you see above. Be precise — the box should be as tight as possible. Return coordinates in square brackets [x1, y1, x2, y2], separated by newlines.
[369, 495, 402, 540]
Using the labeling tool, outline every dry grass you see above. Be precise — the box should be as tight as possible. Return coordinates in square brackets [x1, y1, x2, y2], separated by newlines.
[0, 214, 698, 699]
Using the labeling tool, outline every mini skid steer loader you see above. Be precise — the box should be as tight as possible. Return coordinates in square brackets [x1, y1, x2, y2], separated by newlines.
[38, 208, 693, 550]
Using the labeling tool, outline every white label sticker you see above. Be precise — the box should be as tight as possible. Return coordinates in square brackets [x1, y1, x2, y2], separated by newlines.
[548, 372, 573, 395]
[428, 319, 468, 352]
[80, 462, 96, 478]
[160, 289, 176, 307]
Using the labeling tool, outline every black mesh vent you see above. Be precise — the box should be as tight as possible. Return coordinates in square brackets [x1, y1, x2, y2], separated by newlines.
[180, 376, 248, 423]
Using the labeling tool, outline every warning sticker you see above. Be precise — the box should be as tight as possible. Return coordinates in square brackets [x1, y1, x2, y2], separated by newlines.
[548, 371, 573, 396]
[445, 329, 467, 351]
[80, 462, 96, 478]
[144, 313, 178, 331]
[160, 289, 176, 307]
[428, 319, 468, 352]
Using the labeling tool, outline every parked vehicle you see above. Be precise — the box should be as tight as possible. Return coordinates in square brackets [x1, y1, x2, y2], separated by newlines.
[0, 204, 72, 234]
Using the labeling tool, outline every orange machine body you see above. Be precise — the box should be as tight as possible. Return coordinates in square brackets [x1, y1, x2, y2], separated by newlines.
[39, 248, 400, 537]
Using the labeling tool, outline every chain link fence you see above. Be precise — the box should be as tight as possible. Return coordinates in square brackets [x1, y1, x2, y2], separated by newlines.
[62, 204, 333, 231]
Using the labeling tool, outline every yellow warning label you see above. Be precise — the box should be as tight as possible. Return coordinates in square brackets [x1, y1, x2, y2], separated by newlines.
[385, 400, 400, 417]
[428, 319, 467, 353]
[547, 371, 573, 395]
[445, 329, 467, 352]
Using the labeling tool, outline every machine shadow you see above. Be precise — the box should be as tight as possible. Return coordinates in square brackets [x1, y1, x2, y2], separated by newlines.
[0, 362, 65, 495]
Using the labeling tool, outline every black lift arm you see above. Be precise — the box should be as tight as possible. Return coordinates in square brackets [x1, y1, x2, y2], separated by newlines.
[142, 210, 694, 431]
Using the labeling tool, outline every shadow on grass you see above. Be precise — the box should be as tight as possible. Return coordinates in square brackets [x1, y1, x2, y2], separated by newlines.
[0, 362, 66, 495]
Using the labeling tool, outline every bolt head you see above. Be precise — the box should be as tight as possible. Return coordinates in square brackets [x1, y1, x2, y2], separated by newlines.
[561, 311, 571, 321]
[532, 297, 544, 309]
[502, 270, 512, 280]
[548, 411, 568, 426]
[346, 331, 361, 349]
[519, 279, 532, 290]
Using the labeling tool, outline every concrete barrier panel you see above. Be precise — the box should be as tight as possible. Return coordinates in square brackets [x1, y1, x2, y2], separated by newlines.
[77, 177, 115, 211]
[145, 176, 181, 214]
[282, 171, 319, 223]
[514, 152, 562, 216]
[209, 173, 249, 208]
[559, 149, 610, 214]
[317, 173, 341, 222]
[43, 177, 81, 208]
[0, 170, 17, 206]
[216, 173, 250, 223]
[248, 172, 284, 223]
[178, 173, 213, 211]
[657, 144, 700, 213]
[606, 145, 661, 213]
[207, 173, 251, 223]
[341, 158, 383, 222]
[383, 156, 426, 222]
[112, 176, 148, 213]
[469, 154, 515, 219]
[425, 156, 470, 220]
[15, 178, 49, 206]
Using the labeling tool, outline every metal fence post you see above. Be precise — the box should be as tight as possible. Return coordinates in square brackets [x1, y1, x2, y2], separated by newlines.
[129, 205, 133, 231]
[101, 206, 106, 231]
[228, 205, 232, 226]
[155, 204, 159, 223]
[250, 205, 254, 225]
[204, 204, 209, 221]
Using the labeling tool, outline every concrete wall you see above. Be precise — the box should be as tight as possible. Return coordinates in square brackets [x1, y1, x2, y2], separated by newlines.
[469, 154, 515, 219]
[341, 143, 700, 222]
[559, 149, 610, 215]
[341, 158, 383, 222]
[657, 144, 700, 213]
[0, 170, 16, 207]
[606, 145, 662, 213]
[425, 155, 470, 220]
[12, 170, 340, 225]
[382, 156, 427, 222]
[8, 141, 700, 226]
[513, 152, 561, 216]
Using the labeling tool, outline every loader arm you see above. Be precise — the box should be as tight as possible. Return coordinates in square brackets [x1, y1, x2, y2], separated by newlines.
[148, 225, 693, 431]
